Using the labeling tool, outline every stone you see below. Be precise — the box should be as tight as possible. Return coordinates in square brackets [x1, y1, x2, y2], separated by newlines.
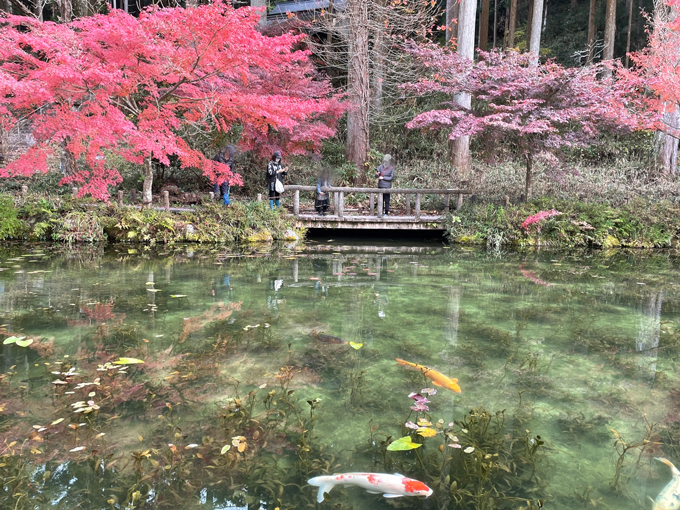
[282, 229, 299, 241]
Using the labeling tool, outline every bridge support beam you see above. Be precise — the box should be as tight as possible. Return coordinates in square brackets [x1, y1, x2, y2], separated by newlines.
[415, 193, 421, 221]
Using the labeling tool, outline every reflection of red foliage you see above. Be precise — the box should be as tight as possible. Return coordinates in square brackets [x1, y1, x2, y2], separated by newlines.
[519, 264, 553, 287]
[81, 301, 125, 324]
[180, 301, 242, 343]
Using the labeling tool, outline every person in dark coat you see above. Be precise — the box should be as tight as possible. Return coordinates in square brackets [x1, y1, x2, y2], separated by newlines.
[375, 154, 394, 215]
[266, 151, 288, 210]
[212, 145, 236, 205]
[315, 167, 332, 216]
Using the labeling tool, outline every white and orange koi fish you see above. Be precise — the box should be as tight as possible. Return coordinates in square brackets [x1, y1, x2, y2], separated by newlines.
[308, 472, 433, 503]
[653, 458, 680, 510]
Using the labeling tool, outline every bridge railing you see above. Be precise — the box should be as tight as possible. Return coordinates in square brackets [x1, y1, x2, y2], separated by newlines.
[284, 185, 471, 220]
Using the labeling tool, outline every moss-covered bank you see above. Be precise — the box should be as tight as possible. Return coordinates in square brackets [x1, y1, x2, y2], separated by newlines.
[0, 194, 303, 244]
[447, 198, 680, 248]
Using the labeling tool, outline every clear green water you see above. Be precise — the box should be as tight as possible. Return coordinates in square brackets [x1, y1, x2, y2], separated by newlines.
[1, 242, 680, 509]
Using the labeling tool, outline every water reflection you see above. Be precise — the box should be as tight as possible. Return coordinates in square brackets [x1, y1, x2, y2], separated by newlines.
[0, 244, 679, 509]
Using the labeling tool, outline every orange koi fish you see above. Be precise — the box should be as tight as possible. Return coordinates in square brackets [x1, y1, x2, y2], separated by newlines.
[395, 358, 461, 393]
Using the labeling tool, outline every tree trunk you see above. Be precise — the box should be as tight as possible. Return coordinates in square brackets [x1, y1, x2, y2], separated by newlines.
[508, 0, 517, 47]
[142, 158, 153, 207]
[371, 22, 385, 114]
[346, 0, 370, 183]
[451, 0, 477, 180]
[656, 107, 680, 175]
[526, 0, 534, 53]
[0, 0, 10, 14]
[446, 0, 459, 43]
[524, 154, 533, 200]
[571, 0, 577, 9]
[587, 0, 597, 62]
[603, 0, 616, 61]
[529, 0, 544, 64]
[251, 0, 267, 26]
[479, 0, 490, 50]
[493, 0, 497, 48]
[624, 0, 633, 66]
[58, 0, 72, 21]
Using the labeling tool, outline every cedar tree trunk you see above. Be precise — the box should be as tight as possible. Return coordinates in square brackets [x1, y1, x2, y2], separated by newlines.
[451, 0, 477, 180]
[508, 0, 517, 47]
[529, 0, 544, 64]
[603, 0, 616, 61]
[587, 0, 597, 62]
[346, 0, 370, 182]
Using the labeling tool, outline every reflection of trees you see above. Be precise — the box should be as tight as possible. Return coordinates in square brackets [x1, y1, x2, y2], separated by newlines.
[446, 286, 462, 348]
[636, 291, 663, 377]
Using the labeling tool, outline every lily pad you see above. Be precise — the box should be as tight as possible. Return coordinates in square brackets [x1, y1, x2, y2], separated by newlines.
[3, 336, 25, 345]
[16, 338, 34, 348]
[349, 341, 363, 350]
[386, 436, 422, 451]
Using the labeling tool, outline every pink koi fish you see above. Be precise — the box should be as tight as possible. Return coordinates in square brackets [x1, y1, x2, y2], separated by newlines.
[308, 472, 433, 503]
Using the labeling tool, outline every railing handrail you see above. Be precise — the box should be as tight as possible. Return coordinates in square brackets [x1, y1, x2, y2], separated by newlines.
[284, 185, 471, 195]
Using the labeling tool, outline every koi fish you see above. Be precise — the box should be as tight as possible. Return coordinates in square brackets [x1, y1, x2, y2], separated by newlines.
[653, 458, 680, 510]
[309, 330, 347, 345]
[395, 358, 461, 393]
[308, 472, 433, 503]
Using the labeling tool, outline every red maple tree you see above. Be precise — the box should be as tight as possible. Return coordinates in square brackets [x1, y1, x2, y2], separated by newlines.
[0, 2, 344, 201]
[403, 45, 641, 199]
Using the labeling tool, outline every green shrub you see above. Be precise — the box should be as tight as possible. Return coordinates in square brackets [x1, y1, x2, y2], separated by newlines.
[0, 195, 24, 240]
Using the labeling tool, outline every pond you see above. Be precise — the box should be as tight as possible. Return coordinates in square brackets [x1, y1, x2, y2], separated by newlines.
[1, 242, 679, 509]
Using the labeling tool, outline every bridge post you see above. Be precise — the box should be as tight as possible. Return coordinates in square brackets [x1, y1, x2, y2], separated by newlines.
[118, 190, 124, 207]
[444, 193, 450, 212]
[293, 190, 300, 217]
[333, 192, 339, 216]
[415, 193, 421, 221]
[163, 190, 170, 212]
[405, 194, 411, 216]
[377, 193, 383, 217]
[456, 193, 464, 210]
[338, 192, 345, 219]
[370, 193, 375, 216]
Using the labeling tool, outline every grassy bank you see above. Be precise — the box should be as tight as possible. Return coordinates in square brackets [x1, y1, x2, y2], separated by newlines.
[448, 198, 680, 249]
[0, 194, 302, 244]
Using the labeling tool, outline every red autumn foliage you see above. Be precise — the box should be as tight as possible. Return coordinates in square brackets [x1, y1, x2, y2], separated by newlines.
[402, 44, 642, 197]
[0, 2, 344, 200]
[626, 0, 680, 136]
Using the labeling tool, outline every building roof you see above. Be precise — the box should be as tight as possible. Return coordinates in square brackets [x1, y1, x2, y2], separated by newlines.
[269, 0, 346, 17]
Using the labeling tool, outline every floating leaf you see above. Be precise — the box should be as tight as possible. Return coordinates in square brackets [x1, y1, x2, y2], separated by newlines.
[70, 446, 86, 452]
[112, 358, 145, 365]
[349, 342, 363, 350]
[463, 446, 475, 453]
[50, 418, 64, 426]
[16, 338, 34, 347]
[3, 336, 25, 345]
[220, 444, 231, 454]
[386, 436, 422, 451]
[417, 427, 437, 438]
[417, 418, 432, 427]
[170, 295, 187, 298]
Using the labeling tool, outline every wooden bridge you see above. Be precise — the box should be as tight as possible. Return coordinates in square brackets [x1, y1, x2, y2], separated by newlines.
[285, 186, 471, 230]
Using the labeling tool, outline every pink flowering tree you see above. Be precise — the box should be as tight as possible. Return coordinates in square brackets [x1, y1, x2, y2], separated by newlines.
[403, 45, 642, 199]
[0, 2, 344, 201]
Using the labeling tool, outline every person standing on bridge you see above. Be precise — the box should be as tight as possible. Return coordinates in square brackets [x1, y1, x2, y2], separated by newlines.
[266, 151, 288, 210]
[375, 154, 394, 215]
[315, 167, 332, 216]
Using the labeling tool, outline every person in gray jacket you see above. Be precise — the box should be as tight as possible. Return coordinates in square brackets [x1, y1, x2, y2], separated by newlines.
[375, 154, 394, 215]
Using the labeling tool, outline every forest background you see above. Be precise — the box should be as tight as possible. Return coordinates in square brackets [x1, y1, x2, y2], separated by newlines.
[1, 0, 680, 247]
